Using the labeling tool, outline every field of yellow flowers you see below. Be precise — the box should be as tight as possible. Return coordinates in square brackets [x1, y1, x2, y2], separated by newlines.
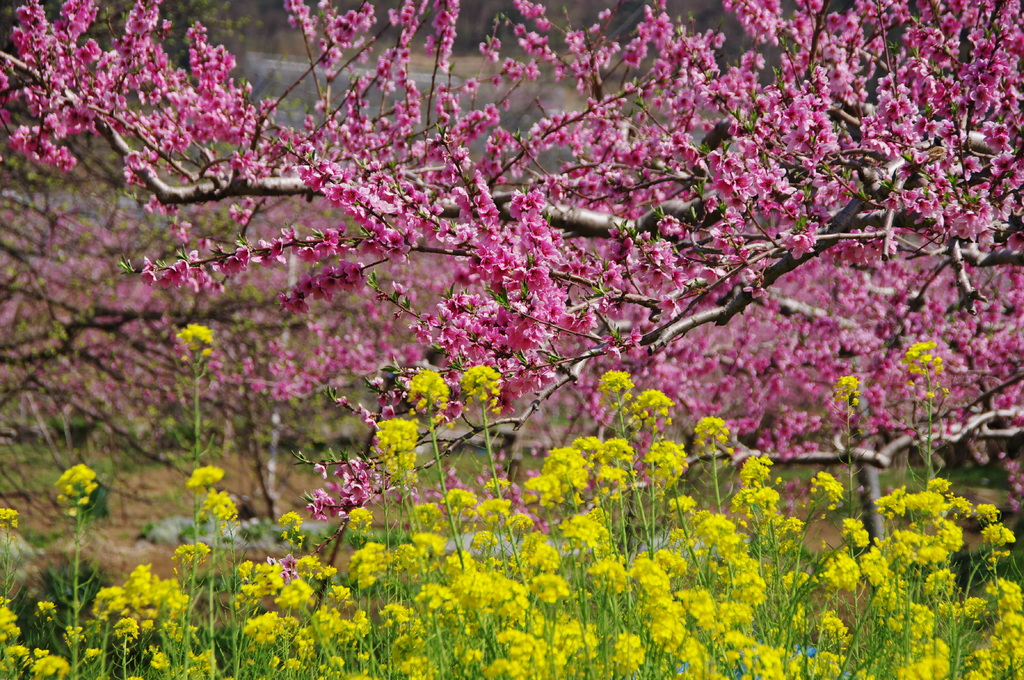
[1, 339, 1022, 679]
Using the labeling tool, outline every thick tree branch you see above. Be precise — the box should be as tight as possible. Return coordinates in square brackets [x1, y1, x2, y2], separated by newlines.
[948, 238, 987, 315]
[959, 242, 1024, 267]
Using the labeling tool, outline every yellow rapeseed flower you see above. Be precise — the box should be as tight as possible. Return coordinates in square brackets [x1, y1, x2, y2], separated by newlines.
[200, 489, 238, 527]
[611, 633, 646, 676]
[560, 510, 611, 555]
[739, 455, 773, 486]
[694, 416, 732, 458]
[925, 569, 956, 597]
[185, 465, 224, 491]
[896, 638, 950, 680]
[150, 649, 170, 670]
[349, 543, 388, 589]
[630, 389, 674, 430]
[411, 532, 447, 558]
[296, 554, 337, 581]
[54, 464, 98, 517]
[810, 471, 844, 510]
[529, 573, 570, 603]
[408, 369, 449, 415]
[520, 532, 560, 577]
[598, 370, 634, 403]
[444, 489, 478, 520]
[820, 552, 861, 592]
[176, 324, 214, 353]
[93, 564, 189, 621]
[35, 602, 56, 621]
[982, 523, 1016, 548]
[278, 510, 306, 548]
[669, 494, 697, 514]
[173, 542, 211, 572]
[30, 653, 70, 679]
[461, 366, 502, 412]
[833, 375, 861, 406]
[238, 561, 285, 606]
[976, 503, 1000, 524]
[348, 507, 373, 533]
[275, 580, 315, 610]
[902, 341, 943, 377]
[508, 513, 535, 534]
[0, 508, 18, 530]
[413, 503, 444, 532]
[841, 518, 870, 549]
[243, 611, 284, 645]
[0, 605, 21, 644]
[471, 531, 498, 552]
[589, 559, 628, 594]
[693, 513, 745, 561]
[114, 617, 140, 641]
[375, 418, 420, 481]
[646, 440, 687, 489]
[819, 610, 851, 646]
[988, 578, 1023, 615]
[524, 447, 590, 507]
[477, 498, 512, 525]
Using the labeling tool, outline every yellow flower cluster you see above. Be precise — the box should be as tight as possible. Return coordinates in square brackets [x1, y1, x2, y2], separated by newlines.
[0, 603, 20, 644]
[278, 510, 307, 549]
[810, 471, 844, 510]
[833, 375, 861, 406]
[732, 456, 781, 517]
[348, 507, 374, 532]
[200, 489, 239, 528]
[349, 542, 389, 589]
[92, 564, 188, 622]
[408, 369, 449, 415]
[645, 441, 687, 491]
[113, 617, 140, 641]
[597, 370, 634, 403]
[54, 464, 98, 517]
[375, 418, 419, 482]
[694, 416, 733, 457]
[629, 389, 674, 430]
[0, 508, 18, 531]
[902, 340, 943, 377]
[461, 365, 502, 412]
[524, 446, 590, 507]
[185, 465, 224, 491]
[172, 542, 211, 575]
[243, 611, 289, 645]
[596, 371, 677, 434]
[176, 323, 214, 355]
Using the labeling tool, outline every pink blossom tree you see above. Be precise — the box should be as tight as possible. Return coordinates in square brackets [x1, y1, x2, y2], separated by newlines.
[0, 159, 402, 515]
[2, 0, 1023, 510]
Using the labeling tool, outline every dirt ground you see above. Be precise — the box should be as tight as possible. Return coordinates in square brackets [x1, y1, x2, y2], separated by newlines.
[2, 451, 324, 584]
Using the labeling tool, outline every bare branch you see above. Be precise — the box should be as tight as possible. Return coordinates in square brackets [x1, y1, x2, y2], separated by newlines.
[959, 242, 1024, 267]
[770, 293, 859, 330]
[730, 434, 913, 469]
[948, 238, 987, 315]
[942, 409, 1022, 446]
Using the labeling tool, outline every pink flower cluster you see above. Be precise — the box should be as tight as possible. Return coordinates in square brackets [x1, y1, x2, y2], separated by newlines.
[3, 0, 1024, 504]
[308, 458, 382, 521]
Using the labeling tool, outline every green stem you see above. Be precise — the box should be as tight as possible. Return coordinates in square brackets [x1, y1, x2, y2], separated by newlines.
[429, 417, 465, 569]
[924, 373, 935, 483]
[481, 408, 502, 499]
[710, 454, 722, 514]
[70, 515, 82, 679]
[183, 357, 204, 678]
